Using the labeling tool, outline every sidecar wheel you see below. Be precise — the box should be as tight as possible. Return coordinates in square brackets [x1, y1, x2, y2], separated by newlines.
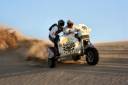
[85, 47, 99, 65]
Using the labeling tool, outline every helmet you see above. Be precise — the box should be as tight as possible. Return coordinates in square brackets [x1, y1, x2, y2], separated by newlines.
[58, 19, 65, 26]
[67, 20, 74, 26]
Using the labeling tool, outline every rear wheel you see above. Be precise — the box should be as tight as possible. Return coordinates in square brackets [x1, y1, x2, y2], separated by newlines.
[85, 47, 99, 65]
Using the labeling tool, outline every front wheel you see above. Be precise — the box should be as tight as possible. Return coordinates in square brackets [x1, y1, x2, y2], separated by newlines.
[85, 47, 99, 65]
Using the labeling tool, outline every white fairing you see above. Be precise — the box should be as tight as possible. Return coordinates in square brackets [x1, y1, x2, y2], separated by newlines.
[58, 24, 91, 57]
[58, 34, 81, 57]
[74, 24, 91, 36]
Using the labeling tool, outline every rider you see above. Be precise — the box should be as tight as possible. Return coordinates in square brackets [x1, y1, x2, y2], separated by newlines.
[49, 19, 65, 57]
[64, 20, 81, 41]
[64, 20, 74, 35]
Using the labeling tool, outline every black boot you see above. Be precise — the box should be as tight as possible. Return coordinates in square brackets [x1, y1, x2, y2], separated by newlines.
[48, 57, 56, 68]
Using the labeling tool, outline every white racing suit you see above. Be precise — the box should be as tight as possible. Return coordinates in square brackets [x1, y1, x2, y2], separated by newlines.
[63, 26, 81, 41]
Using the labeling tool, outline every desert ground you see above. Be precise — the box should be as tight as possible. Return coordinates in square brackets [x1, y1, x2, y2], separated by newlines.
[0, 26, 128, 85]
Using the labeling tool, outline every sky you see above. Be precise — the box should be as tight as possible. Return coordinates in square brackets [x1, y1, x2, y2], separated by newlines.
[0, 0, 128, 43]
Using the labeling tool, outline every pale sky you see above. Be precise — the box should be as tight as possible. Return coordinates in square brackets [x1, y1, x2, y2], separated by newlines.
[0, 0, 128, 42]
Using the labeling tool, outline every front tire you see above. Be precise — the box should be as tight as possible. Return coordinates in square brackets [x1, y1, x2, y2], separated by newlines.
[85, 47, 99, 65]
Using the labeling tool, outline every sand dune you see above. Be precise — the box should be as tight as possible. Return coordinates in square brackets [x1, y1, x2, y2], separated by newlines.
[94, 41, 128, 50]
[94, 41, 128, 58]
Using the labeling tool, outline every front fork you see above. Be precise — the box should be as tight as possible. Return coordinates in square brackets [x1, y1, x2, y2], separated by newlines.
[80, 39, 90, 55]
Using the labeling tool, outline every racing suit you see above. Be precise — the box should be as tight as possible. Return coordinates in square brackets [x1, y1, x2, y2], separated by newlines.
[49, 25, 63, 57]
[63, 26, 81, 41]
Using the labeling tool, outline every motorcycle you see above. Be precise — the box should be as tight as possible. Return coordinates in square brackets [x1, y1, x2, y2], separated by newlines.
[48, 24, 99, 68]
